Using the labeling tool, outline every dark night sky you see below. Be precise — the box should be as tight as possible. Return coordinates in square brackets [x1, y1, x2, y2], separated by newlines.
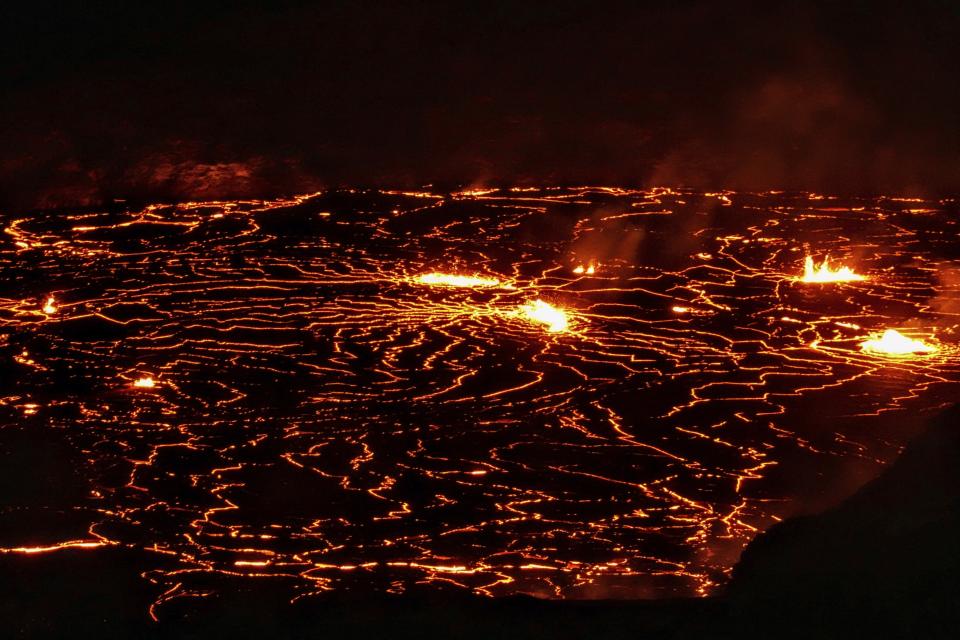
[2, 0, 959, 208]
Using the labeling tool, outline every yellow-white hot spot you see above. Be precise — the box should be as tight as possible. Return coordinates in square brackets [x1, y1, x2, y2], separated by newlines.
[415, 273, 502, 288]
[799, 256, 865, 283]
[520, 299, 570, 333]
[860, 329, 937, 356]
[133, 376, 157, 388]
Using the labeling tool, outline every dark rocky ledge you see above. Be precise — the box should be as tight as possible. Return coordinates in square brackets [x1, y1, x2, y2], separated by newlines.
[3, 405, 959, 639]
[722, 402, 960, 638]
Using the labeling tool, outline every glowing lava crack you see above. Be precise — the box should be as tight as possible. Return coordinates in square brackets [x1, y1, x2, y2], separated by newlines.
[1, 187, 957, 608]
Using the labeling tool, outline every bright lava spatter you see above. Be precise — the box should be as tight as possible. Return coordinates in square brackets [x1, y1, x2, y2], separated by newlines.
[860, 329, 938, 356]
[798, 255, 865, 283]
[518, 299, 571, 333]
[0, 187, 958, 611]
[42, 296, 57, 315]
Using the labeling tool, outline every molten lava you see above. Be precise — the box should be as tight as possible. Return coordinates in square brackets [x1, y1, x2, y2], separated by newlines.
[4, 187, 960, 605]
[519, 299, 570, 333]
[860, 329, 937, 356]
[799, 256, 865, 283]
[42, 296, 57, 315]
[415, 273, 502, 288]
[573, 264, 596, 275]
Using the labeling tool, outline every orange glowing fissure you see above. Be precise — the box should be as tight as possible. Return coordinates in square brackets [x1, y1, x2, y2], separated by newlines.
[0, 540, 109, 555]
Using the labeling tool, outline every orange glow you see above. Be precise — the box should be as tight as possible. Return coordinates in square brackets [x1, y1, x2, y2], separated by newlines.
[0, 540, 107, 555]
[519, 299, 570, 333]
[5, 187, 960, 605]
[414, 272, 502, 288]
[798, 256, 865, 283]
[455, 188, 499, 197]
[860, 329, 937, 356]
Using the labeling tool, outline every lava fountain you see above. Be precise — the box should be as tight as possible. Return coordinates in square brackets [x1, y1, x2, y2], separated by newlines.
[860, 329, 938, 356]
[798, 256, 865, 283]
[519, 299, 571, 333]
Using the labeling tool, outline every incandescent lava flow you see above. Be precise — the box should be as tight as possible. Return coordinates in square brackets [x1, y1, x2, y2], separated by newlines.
[0, 187, 958, 612]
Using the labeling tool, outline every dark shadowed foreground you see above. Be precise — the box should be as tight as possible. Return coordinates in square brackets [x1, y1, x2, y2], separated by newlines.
[3, 404, 958, 639]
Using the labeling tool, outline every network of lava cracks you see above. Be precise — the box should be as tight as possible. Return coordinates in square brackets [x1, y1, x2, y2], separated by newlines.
[1, 187, 959, 614]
